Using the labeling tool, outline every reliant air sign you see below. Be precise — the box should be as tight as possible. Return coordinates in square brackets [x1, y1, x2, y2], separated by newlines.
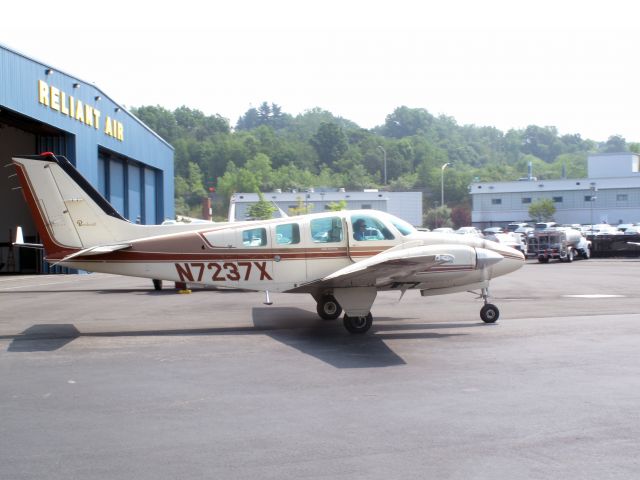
[37, 80, 124, 141]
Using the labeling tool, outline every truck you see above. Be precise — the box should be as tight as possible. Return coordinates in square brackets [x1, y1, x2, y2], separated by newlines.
[531, 228, 591, 263]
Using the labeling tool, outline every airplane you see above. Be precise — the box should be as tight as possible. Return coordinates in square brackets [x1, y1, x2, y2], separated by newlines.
[10, 152, 525, 334]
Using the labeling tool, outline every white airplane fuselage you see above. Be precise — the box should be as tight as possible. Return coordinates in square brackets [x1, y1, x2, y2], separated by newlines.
[11, 153, 524, 332]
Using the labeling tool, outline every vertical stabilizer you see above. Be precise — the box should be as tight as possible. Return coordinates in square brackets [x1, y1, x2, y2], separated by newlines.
[12, 153, 133, 256]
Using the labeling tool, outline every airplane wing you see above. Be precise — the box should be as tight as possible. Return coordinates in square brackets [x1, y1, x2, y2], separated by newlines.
[288, 244, 478, 292]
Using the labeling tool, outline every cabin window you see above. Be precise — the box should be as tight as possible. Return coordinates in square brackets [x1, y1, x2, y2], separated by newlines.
[275, 223, 300, 244]
[311, 217, 343, 243]
[351, 215, 395, 241]
[242, 227, 267, 247]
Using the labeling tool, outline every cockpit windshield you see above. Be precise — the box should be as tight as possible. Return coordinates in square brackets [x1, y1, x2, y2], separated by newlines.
[389, 217, 416, 236]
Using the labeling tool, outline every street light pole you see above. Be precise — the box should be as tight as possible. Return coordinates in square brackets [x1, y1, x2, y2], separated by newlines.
[377, 145, 387, 185]
[589, 182, 597, 234]
[441, 162, 451, 206]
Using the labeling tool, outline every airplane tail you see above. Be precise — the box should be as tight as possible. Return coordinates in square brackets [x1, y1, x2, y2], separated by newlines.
[11, 152, 191, 261]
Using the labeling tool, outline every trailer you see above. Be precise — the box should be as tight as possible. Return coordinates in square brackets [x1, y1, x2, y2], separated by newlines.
[532, 228, 591, 263]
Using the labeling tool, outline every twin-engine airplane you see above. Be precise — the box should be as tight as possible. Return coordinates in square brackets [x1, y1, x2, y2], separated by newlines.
[11, 153, 524, 334]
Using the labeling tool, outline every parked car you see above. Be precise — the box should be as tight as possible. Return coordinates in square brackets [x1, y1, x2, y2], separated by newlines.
[483, 226, 503, 236]
[515, 225, 534, 235]
[486, 232, 527, 255]
[534, 222, 558, 230]
[507, 222, 530, 232]
[432, 227, 455, 234]
[455, 226, 483, 237]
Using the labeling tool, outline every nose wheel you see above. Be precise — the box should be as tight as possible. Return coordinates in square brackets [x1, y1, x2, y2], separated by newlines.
[479, 287, 500, 323]
[480, 303, 499, 323]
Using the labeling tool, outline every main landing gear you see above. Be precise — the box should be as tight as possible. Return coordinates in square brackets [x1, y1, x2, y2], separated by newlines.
[315, 295, 373, 334]
[316, 295, 342, 320]
[343, 313, 373, 334]
[479, 287, 499, 323]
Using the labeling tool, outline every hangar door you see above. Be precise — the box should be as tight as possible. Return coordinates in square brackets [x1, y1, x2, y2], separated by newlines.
[98, 149, 161, 225]
[0, 109, 70, 274]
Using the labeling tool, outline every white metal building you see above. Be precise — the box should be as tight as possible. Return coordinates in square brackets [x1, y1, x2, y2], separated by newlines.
[470, 153, 640, 227]
[231, 190, 423, 226]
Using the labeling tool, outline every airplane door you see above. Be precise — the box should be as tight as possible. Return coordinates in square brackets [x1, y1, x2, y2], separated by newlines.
[269, 221, 306, 291]
[234, 225, 274, 290]
[306, 215, 351, 280]
[200, 228, 238, 288]
[347, 214, 400, 262]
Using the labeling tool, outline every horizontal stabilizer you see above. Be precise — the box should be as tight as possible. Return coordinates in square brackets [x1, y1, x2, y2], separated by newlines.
[13, 226, 44, 249]
[55, 243, 132, 264]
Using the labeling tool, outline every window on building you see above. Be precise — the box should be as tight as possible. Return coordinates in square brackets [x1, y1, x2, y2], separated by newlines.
[361, 204, 372, 209]
[553, 196, 563, 203]
[522, 197, 532, 204]
[491, 199, 502, 205]
[617, 194, 629, 202]
[275, 223, 300, 244]
[585, 195, 595, 202]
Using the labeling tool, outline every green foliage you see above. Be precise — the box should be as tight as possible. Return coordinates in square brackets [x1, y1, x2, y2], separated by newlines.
[132, 104, 612, 219]
[424, 205, 453, 229]
[247, 192, 277, 220]
[310, 122, 348, 167]
[288, 197, 314, 216]
[326, 200, 348, 211]
[528, 198, 556, 222]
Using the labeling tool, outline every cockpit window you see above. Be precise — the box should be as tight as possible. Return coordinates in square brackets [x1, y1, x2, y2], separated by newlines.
[351, 215, 395, 241]
[311, 217, 343, 243]
[390, 218, 416, 236]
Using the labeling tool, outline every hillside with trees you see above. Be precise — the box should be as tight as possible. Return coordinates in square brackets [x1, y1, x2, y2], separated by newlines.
[132, 103, 639, 227]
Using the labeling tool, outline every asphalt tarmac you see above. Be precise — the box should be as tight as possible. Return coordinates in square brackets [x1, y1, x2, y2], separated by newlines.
[1, 258, 639, 479]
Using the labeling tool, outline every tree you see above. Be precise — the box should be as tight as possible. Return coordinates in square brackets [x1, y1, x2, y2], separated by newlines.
[247, 192, 277, 220]
[602, 135, 627, 153]
[310, 122, 348, 167]
[288, 197, 314, 216]
[528, 198, 556, 222]
[423, 205, 452, 229]
[326, 200, 347, 211]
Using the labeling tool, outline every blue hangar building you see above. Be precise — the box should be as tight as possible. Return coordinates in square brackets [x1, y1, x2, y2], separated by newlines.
[0, 43, 174, 274]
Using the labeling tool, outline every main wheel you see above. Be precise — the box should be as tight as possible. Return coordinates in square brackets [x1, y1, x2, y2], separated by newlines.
[316, 295, 342, 320]
[480, 304, 499, 323]
[152, 279, 163, 290]
[343, 313, 373, 334]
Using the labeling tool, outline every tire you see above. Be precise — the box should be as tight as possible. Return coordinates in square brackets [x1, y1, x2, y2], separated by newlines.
[538, 256, 549, 263]
[152, 279, 162, 290]
[480, 304, 500, 323]
[343, 313, 373, 334]
[567, 249, 574, 263]
[316, 295, 342, 320]
[583, 247, 590, 260]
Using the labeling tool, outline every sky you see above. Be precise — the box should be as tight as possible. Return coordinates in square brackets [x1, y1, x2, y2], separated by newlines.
[2, 0, 639, 141]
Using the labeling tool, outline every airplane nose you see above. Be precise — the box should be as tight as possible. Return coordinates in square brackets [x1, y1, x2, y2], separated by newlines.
[476, 247, 504, 269]
[478, 241, 525, 278]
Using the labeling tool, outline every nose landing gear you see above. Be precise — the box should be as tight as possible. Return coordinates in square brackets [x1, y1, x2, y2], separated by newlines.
[479, 287, 499, 323]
